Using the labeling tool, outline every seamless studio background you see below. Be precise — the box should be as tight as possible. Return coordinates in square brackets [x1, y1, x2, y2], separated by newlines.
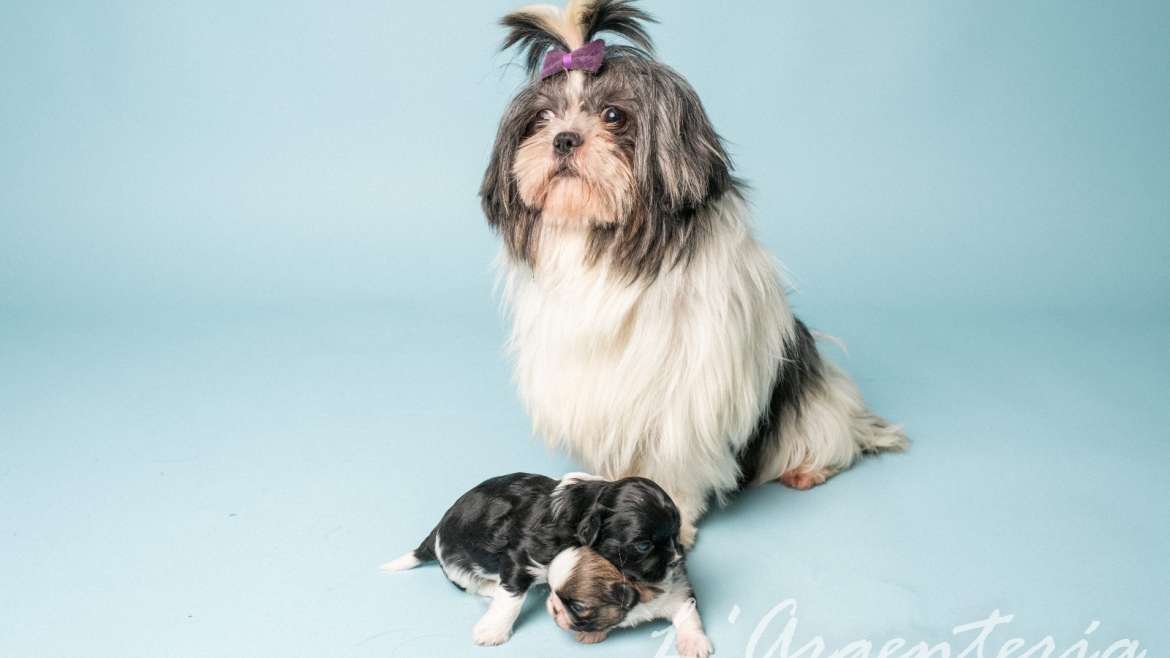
[2, 1, 1167, 657]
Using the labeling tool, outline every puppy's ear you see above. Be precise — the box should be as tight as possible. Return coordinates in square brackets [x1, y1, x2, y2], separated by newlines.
[610, 581, 638, 610]
[576, 511, 601, 546]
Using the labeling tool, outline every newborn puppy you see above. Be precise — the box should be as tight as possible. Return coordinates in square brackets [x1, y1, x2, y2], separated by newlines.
[382, 472, 682, 646]
[547, 546, 713, 658]
[545, 546, 647, 641]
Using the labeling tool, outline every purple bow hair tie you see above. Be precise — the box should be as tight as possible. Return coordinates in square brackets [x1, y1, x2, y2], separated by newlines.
[540, 39, 606, 80]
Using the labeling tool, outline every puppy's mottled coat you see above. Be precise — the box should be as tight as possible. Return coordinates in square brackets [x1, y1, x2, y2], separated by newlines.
[382, 472, 683, 647]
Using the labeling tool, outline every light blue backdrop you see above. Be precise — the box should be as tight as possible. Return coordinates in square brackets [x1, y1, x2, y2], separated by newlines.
[1, 2, 1167, 658]
[3, 1, 1167, 312]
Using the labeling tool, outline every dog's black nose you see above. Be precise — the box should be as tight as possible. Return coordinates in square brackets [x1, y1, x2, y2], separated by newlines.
[553, 131, 582, 155]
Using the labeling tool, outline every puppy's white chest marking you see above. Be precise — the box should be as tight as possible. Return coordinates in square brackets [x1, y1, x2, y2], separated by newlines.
[526, 562, 550, 582]
[619, 570, 695, 628]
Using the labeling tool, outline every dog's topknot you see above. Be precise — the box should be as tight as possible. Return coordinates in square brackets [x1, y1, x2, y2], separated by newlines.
[500, 0, 657, 77]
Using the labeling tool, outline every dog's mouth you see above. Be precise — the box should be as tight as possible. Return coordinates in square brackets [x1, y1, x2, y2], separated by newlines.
[571, 622, 601, 633]
[552, 161, 577, 178]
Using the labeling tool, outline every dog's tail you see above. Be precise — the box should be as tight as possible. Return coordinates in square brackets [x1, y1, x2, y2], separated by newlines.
[380, 528, 438, 573]
[853, 410, 909, 455]
[810, 329, 909, 456]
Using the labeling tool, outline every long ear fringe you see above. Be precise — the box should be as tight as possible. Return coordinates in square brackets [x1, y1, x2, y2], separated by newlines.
[499, 0, 656, 78]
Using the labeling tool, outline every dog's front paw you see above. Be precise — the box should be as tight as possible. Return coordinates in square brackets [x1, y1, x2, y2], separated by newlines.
[472, 618, 513, 646]
[680, 522, 698, 549]
[575, 631, 609, 644]
[676, 630, 713, 658]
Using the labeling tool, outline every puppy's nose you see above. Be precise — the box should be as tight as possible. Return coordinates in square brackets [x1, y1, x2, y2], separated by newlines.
[553, 131, 582, 155]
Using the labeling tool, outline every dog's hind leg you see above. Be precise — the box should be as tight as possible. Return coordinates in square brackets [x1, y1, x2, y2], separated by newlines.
[472, 559, 532, 646]
[772, 359, 907, 489]
[777, 466, 836, 490]
[472, 588, 527, 646]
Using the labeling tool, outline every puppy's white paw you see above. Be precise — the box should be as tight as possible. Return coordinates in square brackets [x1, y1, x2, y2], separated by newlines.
[677, 630, 713, 658]
[472, 617, 513, 646]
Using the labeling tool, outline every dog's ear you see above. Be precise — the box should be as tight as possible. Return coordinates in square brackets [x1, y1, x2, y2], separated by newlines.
[644, 66, 733, 216]
[606, 64, 736, 279]
[610, 580, 639, 610]
[480, 89, 544, 267]
[575, 510, 601, 546]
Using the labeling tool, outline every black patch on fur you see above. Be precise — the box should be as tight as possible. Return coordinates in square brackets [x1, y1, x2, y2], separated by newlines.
[407, 473, 683, 597]
[736, 318, 824, 488]
[587, 476, 682, 583]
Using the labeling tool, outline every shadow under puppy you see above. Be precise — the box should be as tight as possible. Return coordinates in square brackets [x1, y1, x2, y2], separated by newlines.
[383, 472, 704, 650]
[547, 545, 711, 657]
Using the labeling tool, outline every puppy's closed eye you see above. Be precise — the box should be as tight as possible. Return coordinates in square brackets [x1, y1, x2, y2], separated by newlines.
[609, 581, 638, 610]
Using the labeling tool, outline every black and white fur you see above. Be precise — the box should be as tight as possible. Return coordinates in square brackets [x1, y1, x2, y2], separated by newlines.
[546, 546, 712, 657]
[480, 0, 908, 545]
[382, 472, 684, 646]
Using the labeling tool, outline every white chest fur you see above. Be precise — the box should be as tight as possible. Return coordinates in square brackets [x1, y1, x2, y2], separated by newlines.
[500, 196, 795, 502]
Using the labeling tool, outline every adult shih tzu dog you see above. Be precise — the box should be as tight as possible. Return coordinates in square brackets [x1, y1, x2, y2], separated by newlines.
[480, 0, 907, 545]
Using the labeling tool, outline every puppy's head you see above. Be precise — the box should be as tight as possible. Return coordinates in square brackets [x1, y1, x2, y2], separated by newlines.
[562, 475, 684, 583]
[480, 0, 736, 279]
[546, 546, 658, 633]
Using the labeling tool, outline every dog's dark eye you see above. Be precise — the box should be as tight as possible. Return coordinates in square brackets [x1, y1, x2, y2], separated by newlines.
[569, 601, 588, 615]
[525, 109, 554, 136]
[633, 540, 653, 554]
[601, 106, 626, 127]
